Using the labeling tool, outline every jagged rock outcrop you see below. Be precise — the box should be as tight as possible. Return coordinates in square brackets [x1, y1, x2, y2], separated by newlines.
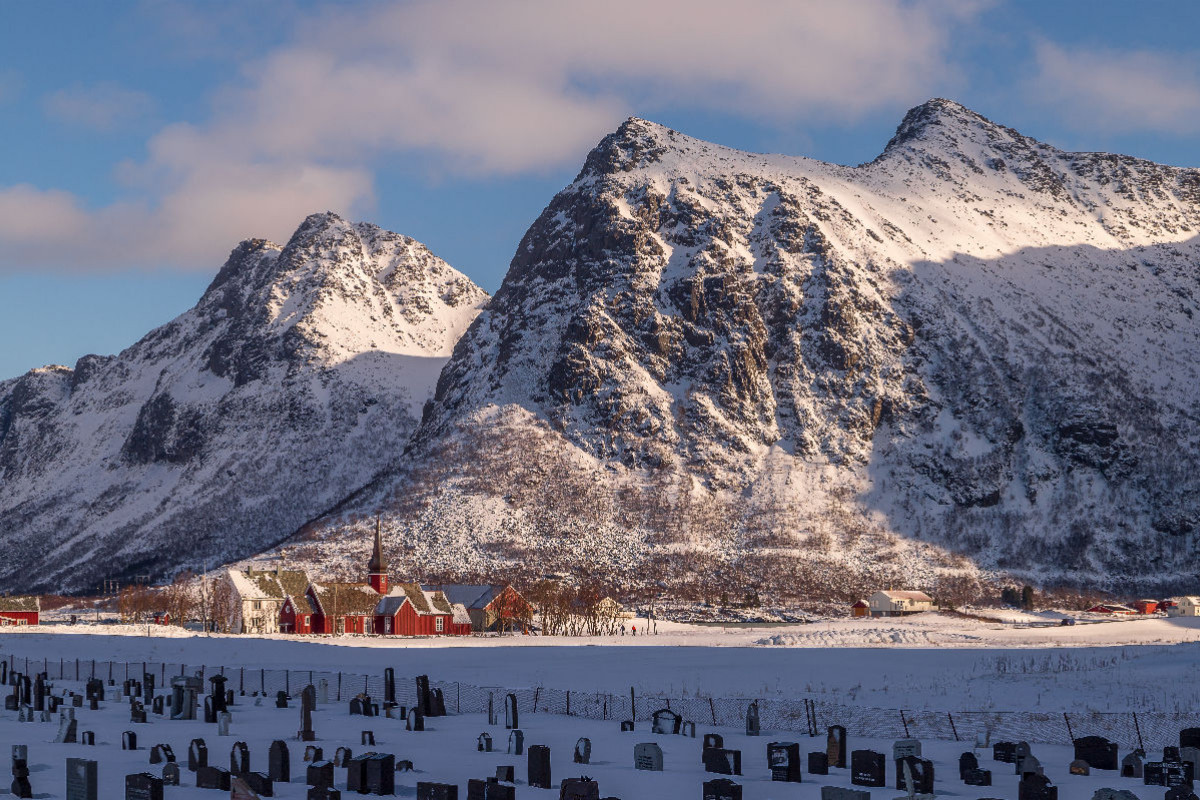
[0, 213, 488, 592]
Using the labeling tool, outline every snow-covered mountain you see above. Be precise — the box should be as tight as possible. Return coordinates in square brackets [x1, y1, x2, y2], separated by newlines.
[313, 100, 1200, 597]
[0, 213, 488, 593]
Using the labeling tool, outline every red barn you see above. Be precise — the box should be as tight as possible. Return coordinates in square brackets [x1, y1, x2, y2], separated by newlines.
[374, 584, 471, 636]
[1134, 599, 1159, 615]
[0, 595, 40, 626]
[308, 582, 380, 635]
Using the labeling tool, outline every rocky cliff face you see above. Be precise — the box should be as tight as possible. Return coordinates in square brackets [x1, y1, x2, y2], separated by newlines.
[321, 100, 1199, 596]
[0, 213, 488, 593]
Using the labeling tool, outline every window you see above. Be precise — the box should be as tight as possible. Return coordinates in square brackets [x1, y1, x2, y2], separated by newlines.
[385, 618, 392, 634]
[304, 616, 310, 625]
[436, 617, 445, 632]
[253, 601, 262, 610]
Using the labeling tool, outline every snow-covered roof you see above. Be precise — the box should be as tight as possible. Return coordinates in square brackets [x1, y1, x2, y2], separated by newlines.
[310, 582, 380, 616]
[0, 595, 39, 612]
[874, 591, 933, 602]
[451, 603, 471, 625]
[420, 584, 503, 610]
[376, 583, 454, 617]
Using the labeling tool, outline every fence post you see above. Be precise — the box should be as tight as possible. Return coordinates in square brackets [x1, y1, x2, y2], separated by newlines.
[337, 672, 342, 702]
[948, 712, 959, 741]
[457, 683, 461, 714]
[260, 669, 265, 695]
[1133, 712, 1145, 752]
[900, 710, 910, 738]
[534, 688, 540, 713]
[566, 691, 570, 717]
[630, 687, 636, 722]
[1063, 712, 1075, 743]
[709, 697, 717, 725]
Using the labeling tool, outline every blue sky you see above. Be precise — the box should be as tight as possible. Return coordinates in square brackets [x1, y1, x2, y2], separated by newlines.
[2, 0, 1199, 380]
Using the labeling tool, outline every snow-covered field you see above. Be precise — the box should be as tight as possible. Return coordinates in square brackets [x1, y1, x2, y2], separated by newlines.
[3, 614, 1199, 798]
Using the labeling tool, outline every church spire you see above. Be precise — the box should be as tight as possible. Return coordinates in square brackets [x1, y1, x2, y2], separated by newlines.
[367, 518, 388, 594]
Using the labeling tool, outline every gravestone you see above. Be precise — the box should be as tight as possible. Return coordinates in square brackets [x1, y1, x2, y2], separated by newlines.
[703, 733, 724, 753]
[994, 742, 1018, 763]
[1091, 790, 1139, 800]
[528, 745, 552, 789]
[299, 685, 316, 742]
[230, 741, 250, 775]
[218, 711, 232, 736]
[768, 741, 802, 782]
[81, 731, 94, 746]
[894, 739, 922, 760]
[149, 744, 175, 764]
[406, 706, 424, 732]
[66, 757, 98, 800]
[851, 750, 886, 787]
[1076, 736, 1120, 771]
[1169, 748, 1184, 763]
[960, 751, 979, 779]
[1145, 762, 1193, 787]
[820, 787, 870, 800]
[124, 772, 163, 800]
[634, 742, 664, 771]
[703, 748, 742, 776]
[188, 738, 208, 771]
[11, 744, 32, 799]
[651, 708, 682, 735]
[269, 740, 289, 782]
[1183, 748, 1200, 777]
[350, 697, 366, 716]
[209, 675, 228, 714]
[703, 778, 743, 800]
[478, 733, 493, 753]
[1184, 730, 1200, 750]
[56, 709, 78, 743]
[487, 693, 498, 726]
[1165, 788, 1200, 800]
[809, 751, 829, 775]
[964, 768, 993, 786]
[1020, 754, 1045, 777]
[746, 701, 761, 737]
[162, 763, 180, 786]
[507, 730, 524, 755]
[383, 668, 395, 706]
[895, 756, 935, 794]
[122, 730, 138, 751]
[682, 721, 696, 737]
[309, 786, 342, 800]
[276, 691, 289, 709]
[574, 737, 591, 764]
[495, 766, 514, 783]
[1072, 759, 1092, 776]
[195, 765, 232, 791]
[504, 693, 518, 730]
[1019, 772, 1059, 800]
[151, 696, 164, 716]
[417, 783, 459, 800]
[827, 725, 848, 768]
[334, 747, 352, 768]
[317, 679, 329, 705]
[415, 675, 432, 716]
[232, 773, 272, 798]
[363, 753, 395, 796]
[204, 695, 217, 724]
[434, 688, 447, 717]
[620, 720, 634, 732]
[143, 673, 155, 705]
[306, 761, 334, 788]
[1122, 752, 1144, 778]
[303, 746, 323, 763]
[170, 675, 202, 720]
[559, 777, 600, 800]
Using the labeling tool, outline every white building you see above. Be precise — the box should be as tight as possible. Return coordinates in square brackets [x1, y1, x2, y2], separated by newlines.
[1167, 596, 1200, 617]
[224, 567, 310, 634]
[868, 590, 935, 617]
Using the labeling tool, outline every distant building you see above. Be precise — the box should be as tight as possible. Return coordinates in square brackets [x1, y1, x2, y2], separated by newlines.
[1133, 599, 1159, 615]
[225, 568, 312, 635]
[1087, 603, 1137, 615]
[419, 584, 533, 632]
[851, 599, 870, 618]
[374, 584, 471, 636]
[1166, 597, 1200, 617]
[308, 582, 381, 635]
[0, 595, 40, 626]
[868, 590, 934, 617]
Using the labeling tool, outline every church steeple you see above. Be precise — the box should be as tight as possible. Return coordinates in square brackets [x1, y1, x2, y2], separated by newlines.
[367, 519, 388, 594]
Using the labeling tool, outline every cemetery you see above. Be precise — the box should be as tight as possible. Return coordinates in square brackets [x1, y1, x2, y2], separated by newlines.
[2, 642, 1200, 799]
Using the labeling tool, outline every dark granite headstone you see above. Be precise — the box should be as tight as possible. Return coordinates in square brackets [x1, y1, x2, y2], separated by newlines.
[269, 740, 289, 782]
[574, 738, 591, 764]
[230, 741, 250, 775]
[1076, 737, 1120, 771]
[507, 730, 523, 755]
[1019, 771, 1059, 800]
[1124, 752, 1145, 778]
[528, 745, 552, 789]
[417, 781, 459, 800]
[66, 757, 98, 800]
[746, 701, 761, 737]
[1184, 731, 1200, 751]
[504, 693, 518, 730]
[995, 742, 1018, 763]
[124, 771, 163, 800]
[306, 761, 334, 788]
[276, 691, 289, 709]
[162, 763, 180, 786]
[495, 766, 514, 783]
[303, 746, 323, 763]
[240, 771, 273, 797]
[960, 751, 979, 779]
[559, 776, 600, 800]
[620, 720, 634, 732]
[703, 748, 742, 776]
[149, 744, 175, 764]
[964, 768, 993, 786]
[651, 708, 682, 735]
[364, 753, 395, 795]
[851, 750, 886, 788]
[361, 731, 375, 746]
[1166, 787, 1200, 800]
[769, 742, 801, 782]
[122, 730, 137, 750]
[702, 778, 743, 800]
[809, 751, 830, 775]
[895, 756, 934, 793]
[195, 765, 232, 791]
[334, 747, 352, 768]
[188, 739, 208, 771]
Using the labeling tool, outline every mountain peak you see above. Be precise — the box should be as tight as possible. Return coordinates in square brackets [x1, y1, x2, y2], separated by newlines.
[880, 98, 1020, 158]
[576, 116, 675, 179]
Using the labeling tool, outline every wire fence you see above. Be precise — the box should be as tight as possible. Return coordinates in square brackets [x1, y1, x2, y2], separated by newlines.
[4, 653, 1192, 751]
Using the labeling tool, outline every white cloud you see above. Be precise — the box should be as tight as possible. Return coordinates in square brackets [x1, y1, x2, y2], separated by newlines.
[0, 0, 980, 272]
[43, 82, 156, 131]
[1030, 41, 1200, 135]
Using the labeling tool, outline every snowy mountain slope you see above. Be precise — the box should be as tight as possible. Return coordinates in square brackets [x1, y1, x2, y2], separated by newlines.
[310, 100, 1199, 596]
[0, 212, 488, 593]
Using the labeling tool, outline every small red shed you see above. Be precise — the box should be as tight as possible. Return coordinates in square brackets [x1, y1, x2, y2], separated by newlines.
[1134, 599, 1159, 615]
[0, 595, 40, 626]
[374, 584, 471, 636]
[851, 600, 870, 618]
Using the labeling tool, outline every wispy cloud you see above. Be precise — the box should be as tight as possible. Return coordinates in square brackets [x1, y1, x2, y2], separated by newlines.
[0, 0, 981, 272]
[1029, 41, 1200, 135]
[43, 82, 156, 132]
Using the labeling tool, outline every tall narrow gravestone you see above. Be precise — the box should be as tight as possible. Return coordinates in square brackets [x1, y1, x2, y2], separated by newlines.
[746, 701, 761, 737]
[528, 745, 552, 789]
[269, 740, 290, 783]
[11, 744, 32, 799]
[65, 757, 97, 800]
[384, 668, 396, 706]
[827, 726, 848, 769]
[505, 693, 518, 730]
[299, 685, 316, 742]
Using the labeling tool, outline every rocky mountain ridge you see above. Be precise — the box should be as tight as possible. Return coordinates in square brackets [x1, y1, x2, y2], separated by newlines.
[0, 213, 487, 592]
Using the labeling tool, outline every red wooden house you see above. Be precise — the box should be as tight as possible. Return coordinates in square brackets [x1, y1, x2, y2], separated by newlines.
[373, 584, 472, 636]
[308, 582, 380, 634]
[0, 595, 40, 626]
[1134, 599, 1159, 615]
[420, 584, 532, 632]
